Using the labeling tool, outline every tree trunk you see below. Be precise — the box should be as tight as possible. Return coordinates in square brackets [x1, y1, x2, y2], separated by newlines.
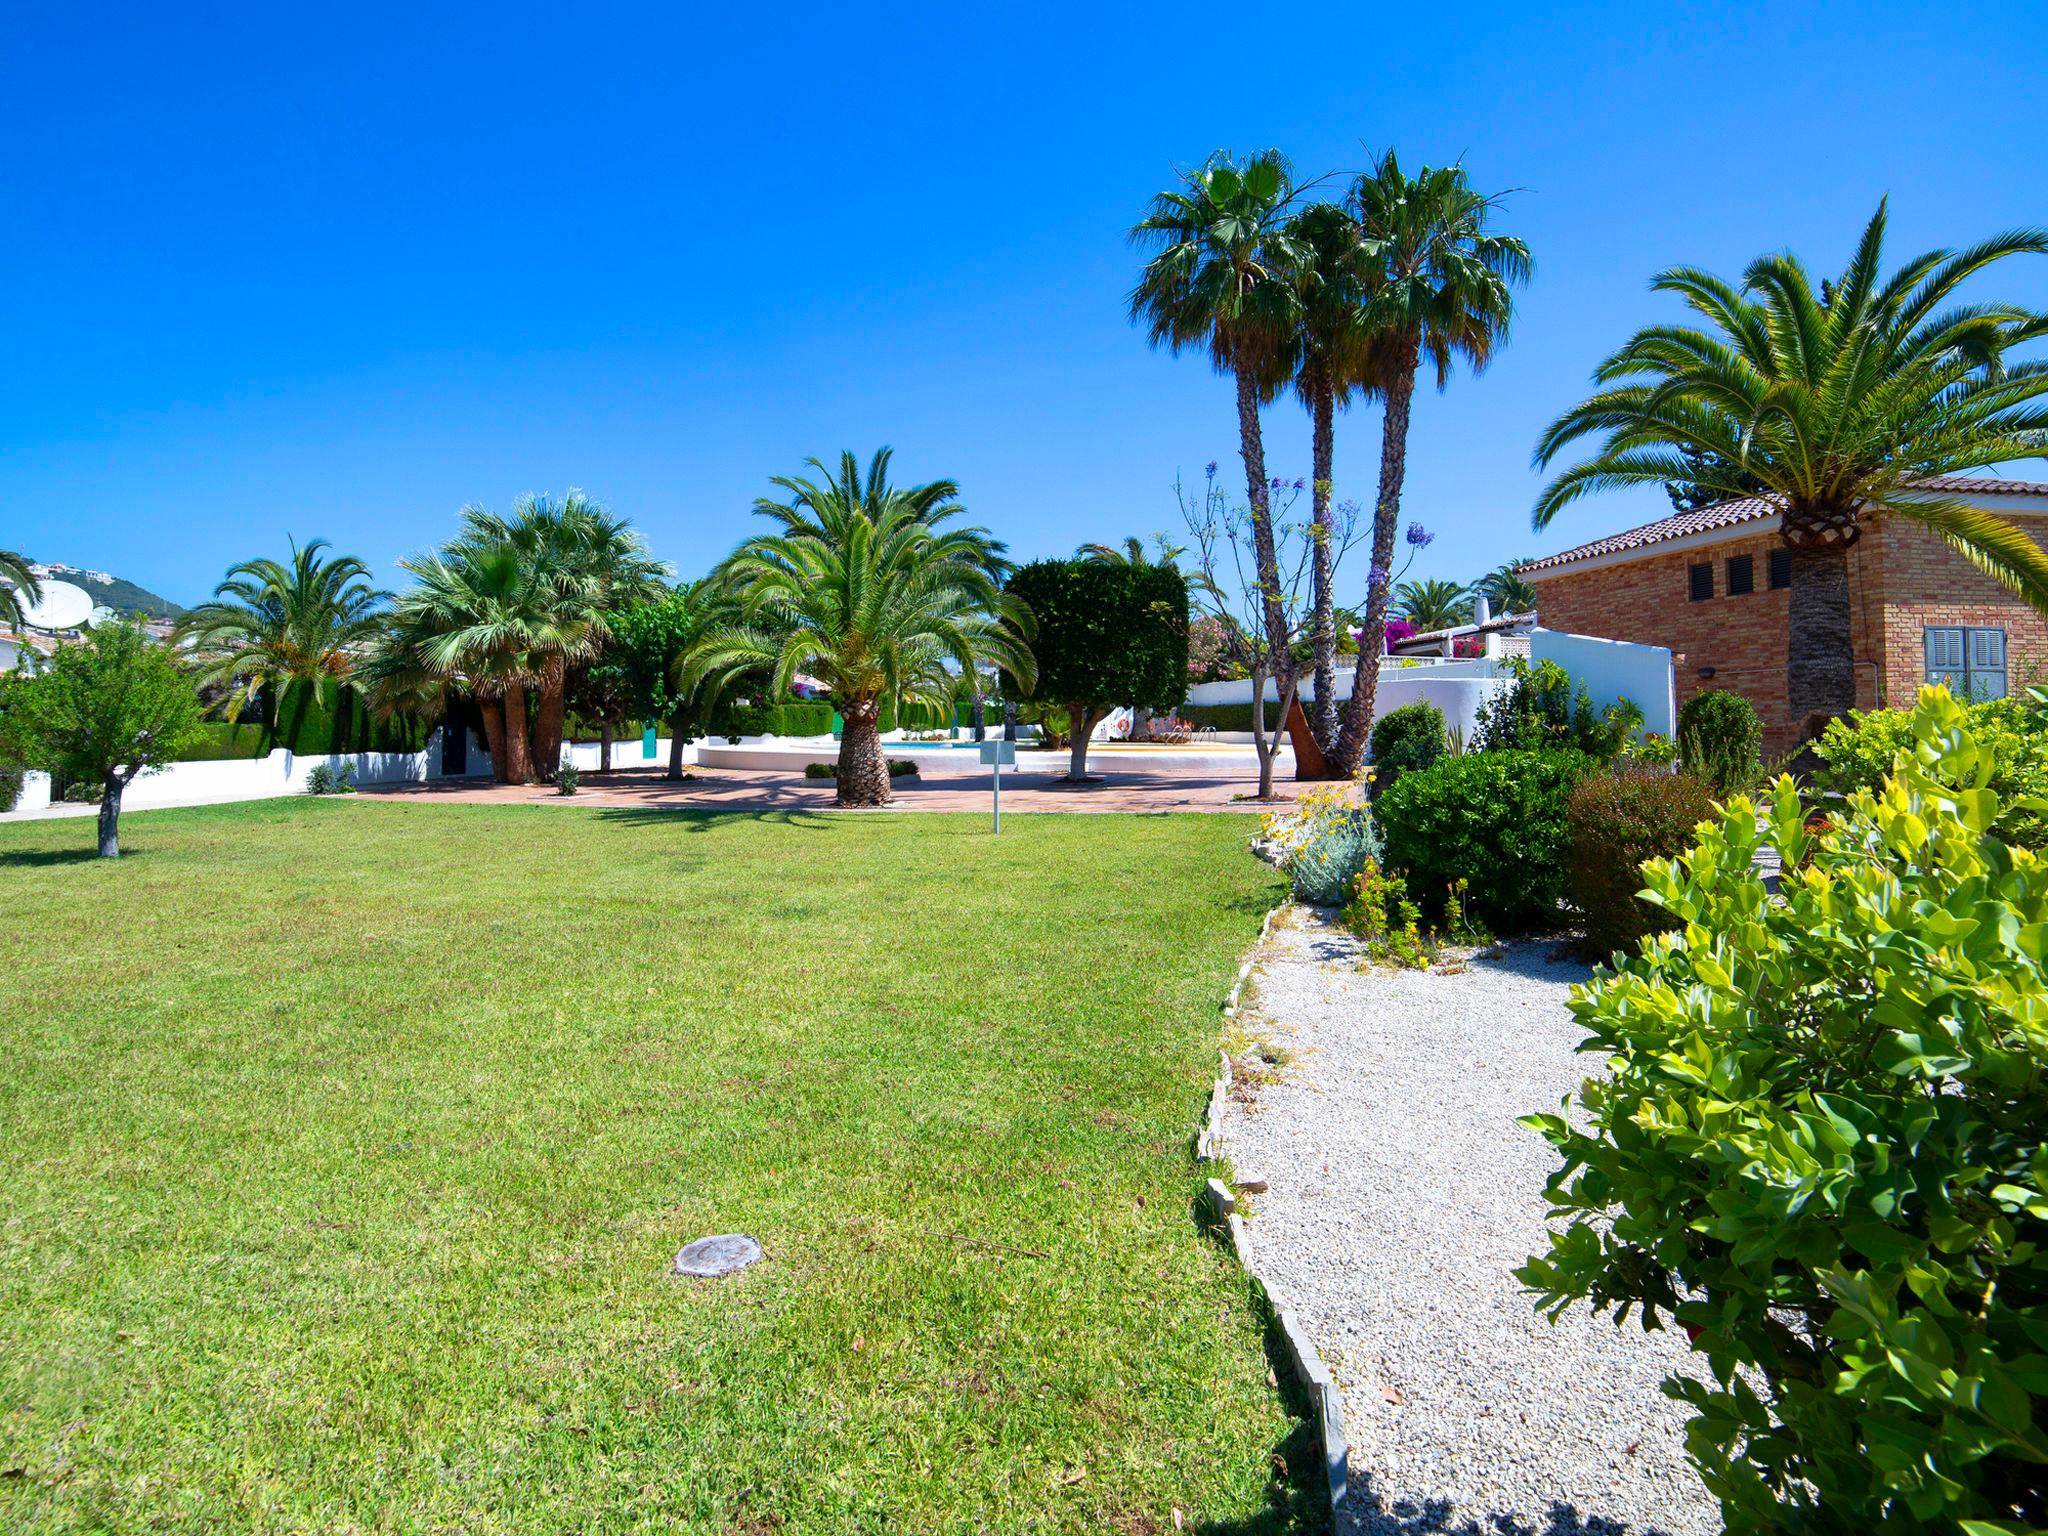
[1066, 703, 1102, 781]
[600, 720, 613, 773]
[478, 696, 508, 783]
[501, 683, 533, 784]
[1307, 370, 1340, 764]
[1234, 368, 1291, 669]
[1332, 342, 1421, 775]
[533, 655, 567, 782]
[1786, 540, 1857, 740]
[835, 697, 891, 806]
[1128, 704, 1152, 743]
[97, 772, 124, 858]
[971, 694, 986, 742]
[667, 713, 687, 779]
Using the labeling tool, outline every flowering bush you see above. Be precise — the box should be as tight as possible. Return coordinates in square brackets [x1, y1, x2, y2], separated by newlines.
[1262, 779, 1383, 905]
[1381, 618, 1416, 652]
[1813, 689, 2048, 849]
[1520, 688, 2048, 1532]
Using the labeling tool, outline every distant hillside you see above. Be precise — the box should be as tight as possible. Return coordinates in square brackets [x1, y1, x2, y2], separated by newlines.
[23, 561, 186, 621]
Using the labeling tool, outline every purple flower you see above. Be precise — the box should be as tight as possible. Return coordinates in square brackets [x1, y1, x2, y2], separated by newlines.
[1367, 562, 1391, 592]
[1205, 460, 1218, 478]
[1268, 476, 1283, 490]
[1292, 476, 1306, 491]
[1405, 523, 1434, 548]
[1337, 498, 1360, 517]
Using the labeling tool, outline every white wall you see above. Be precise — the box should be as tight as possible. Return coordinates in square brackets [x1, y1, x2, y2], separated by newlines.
[1185, 660, 1511, 745]
[1528, 628, 1677, 740]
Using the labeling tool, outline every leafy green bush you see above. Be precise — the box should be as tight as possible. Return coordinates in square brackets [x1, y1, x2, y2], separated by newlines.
[718, 699, 838, 739]
[1677, 688, 1763, 793]
[1288, 807, 1384, 905]
[303, 762, 356, 795]
[1563, 768, 1717, 958]
[1179, 702, 1279, 733]
[1376, 749, 1590, 930]
[1472, 656, 1637, 761]
[556, 762, 580, 796]
[803, 761, 835, 779]
[804, 759, 919, 780]
[1519, 688, 2048, 1532]
[1368, 700, 1448, 792]
[180, 721, 272, 761]
[1813, 689, 2048, 848]
[0, 759, 22, 813]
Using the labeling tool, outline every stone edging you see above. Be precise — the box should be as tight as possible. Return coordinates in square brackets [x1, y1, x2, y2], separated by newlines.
[1198, 901, 1350, 1522]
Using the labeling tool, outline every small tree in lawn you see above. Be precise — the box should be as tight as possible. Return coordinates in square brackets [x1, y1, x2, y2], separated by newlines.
[1005, 560, 1189, 783]
[607, 585, 728, 780]
[1180, 466, 1356, 798]
[4, 620, 204, 857]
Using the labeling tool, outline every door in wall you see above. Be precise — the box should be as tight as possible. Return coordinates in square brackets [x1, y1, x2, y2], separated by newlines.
[441, 717, 469, 775]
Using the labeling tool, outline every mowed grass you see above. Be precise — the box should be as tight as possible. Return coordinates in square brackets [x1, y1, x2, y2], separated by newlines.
[0, 800, 1308, 1534]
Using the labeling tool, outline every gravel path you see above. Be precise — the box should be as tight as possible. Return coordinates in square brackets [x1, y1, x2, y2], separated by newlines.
[1222, 914, 1722, 1536]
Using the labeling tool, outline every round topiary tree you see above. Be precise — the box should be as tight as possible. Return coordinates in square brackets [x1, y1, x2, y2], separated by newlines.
[1677, 688, 1763, 793]
[1367, 699, 1448, 794]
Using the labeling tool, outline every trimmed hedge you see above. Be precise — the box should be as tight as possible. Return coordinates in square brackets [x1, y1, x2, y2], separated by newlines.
[180, 722, 273, 761]
[1676, 688, 1762, 793]
[1564, 768, 1717, 958]
[1377, 749, 1591, 931]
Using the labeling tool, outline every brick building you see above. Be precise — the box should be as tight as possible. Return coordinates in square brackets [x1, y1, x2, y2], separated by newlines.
[1521, 476, 2048, 751]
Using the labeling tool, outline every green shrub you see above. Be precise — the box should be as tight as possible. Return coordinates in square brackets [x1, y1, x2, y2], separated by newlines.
[556, 762, 580, 796]
[1520, 688, 2048, 1532]
[1288, 807, 1383, 905]
[1677, 688, 1763, 793]
[1813, 688, 2048, 848]
[62, 782, 101, 804]
[1377, 749, 1590, 930]
[1180, 702, 1257, 732]
[1563, 768, 1717, 959]
[303, 762, 355, 796]
[180, 722, 272, 761]
[803, 761, 835, 779]
[719, 699, 837, 740]
[803, 758, 920, 780]
[1368, 700, 1448, 792]
[0, 759, 22, 813]
[1473, 657, 1636, 762]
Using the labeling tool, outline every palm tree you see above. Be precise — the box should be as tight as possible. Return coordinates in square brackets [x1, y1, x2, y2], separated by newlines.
[1477, 562, 1538, 615]
[1395, 577, 1473, 631]
[1331, 152, 1530, 775]
[688, 450, 1032, 807]
[450, 493, 668, 780]
[1533, 202, 2048, 738]
[1130, 152, 1306, 696]
[1283, 200, 1383, 754]
[1, 550, 41, 633]
[175, 539, 388, 725]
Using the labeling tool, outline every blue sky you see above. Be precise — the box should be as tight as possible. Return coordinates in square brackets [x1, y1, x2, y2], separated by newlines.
[4, 1, 2044, 608]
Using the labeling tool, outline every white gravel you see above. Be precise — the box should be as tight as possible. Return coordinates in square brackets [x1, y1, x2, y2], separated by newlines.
[1222, 912, 1723, 1536]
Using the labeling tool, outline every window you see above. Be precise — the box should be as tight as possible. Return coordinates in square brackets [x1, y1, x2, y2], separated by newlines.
[1768, 548, 1792, 589]
[1925, 626, 2007, 700]
[1726, 555, 1755, 595]
[1688, 562, 1713, 601]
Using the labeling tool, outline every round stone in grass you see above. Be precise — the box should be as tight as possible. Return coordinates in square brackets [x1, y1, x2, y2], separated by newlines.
[673, 1234, 764, 1278]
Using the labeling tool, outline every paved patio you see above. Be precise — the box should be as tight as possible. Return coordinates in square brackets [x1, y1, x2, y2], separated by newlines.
[363, 747, 1299, 814]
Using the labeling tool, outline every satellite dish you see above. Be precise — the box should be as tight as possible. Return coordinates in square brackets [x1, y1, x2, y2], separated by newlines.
[19, 580, 94, 631]
[88, 605, 116, 627]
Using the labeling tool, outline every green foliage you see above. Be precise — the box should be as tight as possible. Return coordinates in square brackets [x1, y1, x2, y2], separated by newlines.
[1677, 689, 1764, 794]
[1519, 689, 2048, 1532]
[303, 761, 356, 796]
[1472, 656, 1635, 761]
[179, 721, 272, 761]
[1377, 748, 1590, 930]
[803, 761, 835, 780]
[1341, 861, 1432, 967]
[263, 680, 426, 756]
[3, 620, 206, 789]
[605, 586, 724, 736]
[1008, 560, 1190, 716]
[1368, 700, 1448, 791]
[555, 762, 579, 796]
[1179, 702, 1271, 732]
[0, 759, 22, 813]
[803, 759, 919, 780]
[1563, 768, 1717, 958]
[715, 699, 837, 740]
[1814, 692, 2048, 848]
[1287, 806, 1383, 906]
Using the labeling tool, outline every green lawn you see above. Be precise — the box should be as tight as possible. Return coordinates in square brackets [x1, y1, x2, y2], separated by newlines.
[0, 800, 1309, 1534]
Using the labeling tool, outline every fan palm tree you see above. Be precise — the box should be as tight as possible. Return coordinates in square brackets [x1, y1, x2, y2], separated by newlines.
[1533, 202, 2048, 737]
[175, 539, 388, 724]
[688, 450, 1032, 807]
[1395, 577, 1474, 631]
[1477, 562, 1539, 615]
[1130, 151, 1306, 687]
[1, 549, 41, 634]
[1331, 152, 1530, 774]
[1283, 200, 1383, 753]
[451, 492, 668, 780]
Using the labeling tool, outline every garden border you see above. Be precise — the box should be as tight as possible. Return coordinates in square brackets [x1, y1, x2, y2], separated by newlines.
[1198, 900, 1350, 1522]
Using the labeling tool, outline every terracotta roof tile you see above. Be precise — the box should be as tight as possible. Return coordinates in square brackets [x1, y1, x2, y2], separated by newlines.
[1520, 476, 2048, 575]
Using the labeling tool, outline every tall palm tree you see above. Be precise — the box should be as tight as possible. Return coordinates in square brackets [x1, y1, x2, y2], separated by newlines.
[451, 493, 669, 780]
[1, 550, 41, 634]
[175, 539, 388, 724]
[1331, 152, 1530, 774]
[1130, 152, 1306, 691]
[1477, 562, 1539, 615]
[1283, 200, 1382, 754]
[1533, 202, 2048, 738]
[688, 450, 1032, 807]
[1395, 577, 1474, 631]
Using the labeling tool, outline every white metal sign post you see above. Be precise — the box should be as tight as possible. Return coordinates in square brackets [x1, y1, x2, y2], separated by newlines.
[978, 739, 1016, 834]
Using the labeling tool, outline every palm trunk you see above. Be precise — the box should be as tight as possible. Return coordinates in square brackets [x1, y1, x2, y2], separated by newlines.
[1234, 368, 1291, 668]
[501, 683, 533, 784]
[97, 771, 125, 858]
[835, 697, 890, 806]
[478, 697, 508, 782]
[599, 720, 613, 773]
[1332, 343, 1421, 775]
[1786, 538, 1857, 741]
[1066, 703, 1103, 781]
[1307, 370, 1340, 765]
[533, 655, 567, 783]
[971, 694, 986, 743]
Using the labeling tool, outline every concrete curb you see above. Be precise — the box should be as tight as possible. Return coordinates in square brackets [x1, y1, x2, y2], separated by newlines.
[1200, 902, 1349, 1522]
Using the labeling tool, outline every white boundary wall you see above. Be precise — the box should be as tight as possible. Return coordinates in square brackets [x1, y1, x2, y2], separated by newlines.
[1528, 628, 1677, 740]
[1186, 658, 1510, 744]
